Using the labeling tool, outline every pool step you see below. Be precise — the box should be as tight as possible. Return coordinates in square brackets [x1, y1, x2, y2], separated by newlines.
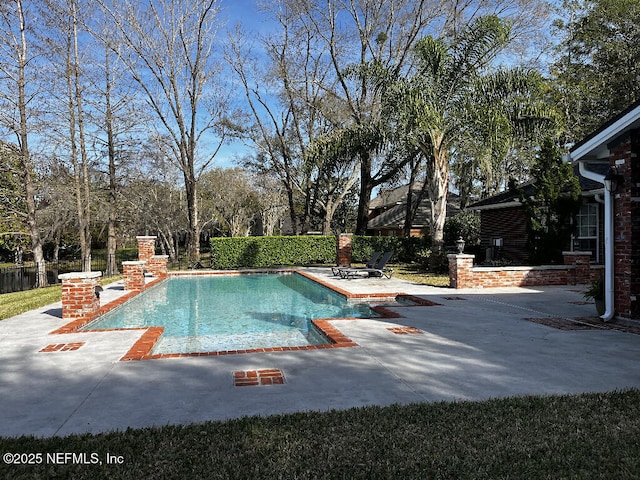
[153, 331, 317, 355]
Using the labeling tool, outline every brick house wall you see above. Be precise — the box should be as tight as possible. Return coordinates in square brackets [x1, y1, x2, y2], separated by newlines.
[479, 206, 529, 264]
[610, 129, 640, 319]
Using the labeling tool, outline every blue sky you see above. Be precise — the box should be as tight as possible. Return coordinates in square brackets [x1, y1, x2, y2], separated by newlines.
[213, 0, 273, 168]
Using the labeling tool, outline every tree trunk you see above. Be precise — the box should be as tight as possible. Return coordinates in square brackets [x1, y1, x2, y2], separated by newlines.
[322, 195, 334, 235]
[159, 230, 176, 261]
[185, 174, 200, 261]
[71, 0, 91, 272]
[428, 144, 450, 252]
[355, 152, 373, 235]
[16, 0, 47, 287]
[104, 46, 119, 276]
[283, 176, 298, 235]
[65, 1, 91, 272]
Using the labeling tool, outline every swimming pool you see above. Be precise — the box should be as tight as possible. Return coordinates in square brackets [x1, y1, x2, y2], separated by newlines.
[82, 273, 374, 354]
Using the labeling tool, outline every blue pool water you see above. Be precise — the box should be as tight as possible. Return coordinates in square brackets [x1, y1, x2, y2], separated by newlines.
[82, 273, 373, 354]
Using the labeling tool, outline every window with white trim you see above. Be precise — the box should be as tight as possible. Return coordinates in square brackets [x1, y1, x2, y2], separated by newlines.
[574, 203, 599, 262]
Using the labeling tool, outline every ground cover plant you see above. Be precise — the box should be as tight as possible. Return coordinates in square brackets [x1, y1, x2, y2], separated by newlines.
[1, 389, 639, 479]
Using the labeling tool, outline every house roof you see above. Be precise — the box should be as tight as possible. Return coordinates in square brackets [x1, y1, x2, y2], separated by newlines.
[368, 189, 460, 229]
[468, 163, 607, 210]
[569, 98, 640, 162]
[369, 183, 424, 210]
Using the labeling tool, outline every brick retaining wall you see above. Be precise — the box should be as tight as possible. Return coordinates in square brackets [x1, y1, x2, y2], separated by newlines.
[448, 251, 596, 289]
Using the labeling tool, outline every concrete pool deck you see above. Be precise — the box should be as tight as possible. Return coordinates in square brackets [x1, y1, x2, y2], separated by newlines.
[1, 268, 640, 438]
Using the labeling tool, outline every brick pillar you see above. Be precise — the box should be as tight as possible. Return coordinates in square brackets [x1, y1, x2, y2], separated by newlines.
[448, 254, 475, 289]
[610, 129, 640, 319]
[58, 271, 102, 322]
[563, 251, 592, 285]
[136, 236, 157, 262]
[123, 261, 146, 291]
[336, 234, 353, 267]
[146, 255, 169, 278]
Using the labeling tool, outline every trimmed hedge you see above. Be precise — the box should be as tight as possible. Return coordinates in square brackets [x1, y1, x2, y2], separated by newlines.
[209, 235, 431, 269]
[352, 236, 430, 264]
[209, 236, 336, 269]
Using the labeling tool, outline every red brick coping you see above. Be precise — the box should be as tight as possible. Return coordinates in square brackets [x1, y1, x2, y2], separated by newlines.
[39, 342, 85, 353]
[49, 270, 441, 361]
[387, 327, 424, 335]
[233, 369, 286, 387]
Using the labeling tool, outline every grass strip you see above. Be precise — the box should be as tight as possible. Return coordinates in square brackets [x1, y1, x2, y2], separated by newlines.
[0, 276, 123, 321]
[0, 286, 63, 320]
[1, 389, 639, 479]
[392, 264, 450, 287]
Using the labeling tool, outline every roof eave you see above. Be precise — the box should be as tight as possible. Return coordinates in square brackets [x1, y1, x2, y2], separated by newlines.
[471, 201, 522, 211]
[569, 102, 640, 162]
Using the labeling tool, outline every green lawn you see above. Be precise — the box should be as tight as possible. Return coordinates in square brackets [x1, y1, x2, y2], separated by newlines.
[0, 276, 122, 321]
[1, 390, 639, 479]
[0, 285, 63, 320]
[392, 264, 450, 287]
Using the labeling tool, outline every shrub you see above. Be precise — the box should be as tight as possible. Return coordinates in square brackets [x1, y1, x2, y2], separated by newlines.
[444, 210, 481, 247]
[584, 275, 604, 301]
[209, 235, 433, 269]
[209, 236, 336, 269]
[352, 236, 431, 264]
[516, 138, 582, 264]
[415, 248, 432, 270]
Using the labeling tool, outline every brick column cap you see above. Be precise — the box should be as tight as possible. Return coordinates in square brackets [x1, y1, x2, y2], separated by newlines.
[136, 235, 157, 240]
[562, 251, 592, 256]
[122, 261, 146, 265]
[447, 254, 475, 259]
[58, 271, 102, 281]
[151, 255, 169, 259]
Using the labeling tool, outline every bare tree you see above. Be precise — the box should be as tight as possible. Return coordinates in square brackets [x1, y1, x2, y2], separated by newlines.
[280, 0, 446, 234]
[0, 0, 48, 286]
[66, 0, 92, 271]
[271, 0, 553, 234]
[101, 44, 120, 275]
[226, 20, 323, 234]
[253, 173, 288, 236]
[227, 8, 362, 235]
[37, 157, 77, 261]
[118, 137, 186, 260]
[97, 0, 228, 261]
[38, 0, 96, 272]
[91, 39, 145, 275]
[200, 168, 259, 237]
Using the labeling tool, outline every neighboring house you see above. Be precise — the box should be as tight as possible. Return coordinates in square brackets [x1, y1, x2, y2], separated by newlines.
[469, 99, 639, 320]
[566, 99, 640, 320]
[469, 164, 608, 265]
[367, 183, 460, 237]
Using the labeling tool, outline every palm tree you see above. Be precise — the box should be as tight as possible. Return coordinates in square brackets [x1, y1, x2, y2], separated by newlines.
[388, 15, 557, 251]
